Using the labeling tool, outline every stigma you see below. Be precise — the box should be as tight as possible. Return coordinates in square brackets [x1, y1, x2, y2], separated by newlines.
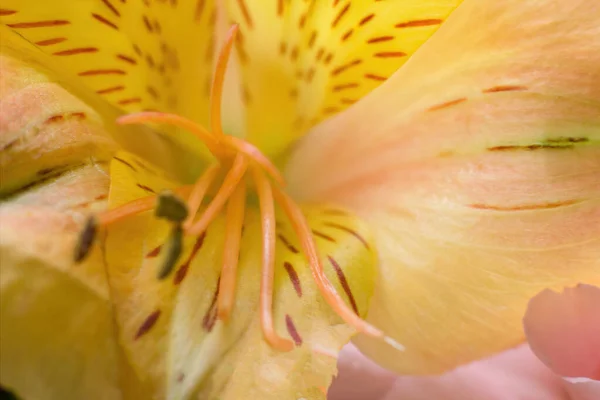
[74, 25, 403, 353]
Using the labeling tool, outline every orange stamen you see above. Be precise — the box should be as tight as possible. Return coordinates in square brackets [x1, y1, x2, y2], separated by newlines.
[118, 112, 284, 186]
[183, 163, 221, 229]
[187, 153, 248, 235]
[225, 136, 285, 187]
[252, 166, 294, 351]
[118, 112, 224, 158]
[76, 23, 405, 356]
[217, 179, 246, 321]
[210, 24, 238, 137]
[272, 187, 405, 351]
[97, 186, 191, 227]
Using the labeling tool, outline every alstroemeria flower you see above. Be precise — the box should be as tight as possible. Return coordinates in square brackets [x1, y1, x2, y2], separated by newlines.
[1, 1, 599, 400]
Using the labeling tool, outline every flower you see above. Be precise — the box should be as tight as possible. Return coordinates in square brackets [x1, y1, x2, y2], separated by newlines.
[1, 0, 599, 400]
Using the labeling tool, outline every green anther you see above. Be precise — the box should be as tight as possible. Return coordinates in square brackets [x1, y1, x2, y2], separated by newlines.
[157, 224, 184, 280]
[74, 216, 97, 263]
[155, 190, 189, 223]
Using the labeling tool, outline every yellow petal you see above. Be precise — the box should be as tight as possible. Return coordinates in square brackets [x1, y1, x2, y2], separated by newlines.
[0, 0, 218, 127]
[0, 39, 116, 195]
[285, 0, 600, 374]
[104, 151, 377, 399]
[223, 0, 462, 158]
[0, 47, 153, 399]
[0, 28, 206, 184]
[0, 162, 121, 400]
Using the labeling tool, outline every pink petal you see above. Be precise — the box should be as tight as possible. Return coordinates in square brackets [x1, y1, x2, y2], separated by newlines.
[329, 344, 566, 400]
[524, 284, 600, 381]
[564, 378, 600, 400]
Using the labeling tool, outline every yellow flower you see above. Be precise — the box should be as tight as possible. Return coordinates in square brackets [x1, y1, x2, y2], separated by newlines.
[1, 0, 599, 400]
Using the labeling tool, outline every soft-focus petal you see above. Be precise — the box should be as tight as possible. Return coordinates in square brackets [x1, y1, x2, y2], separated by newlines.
[104, 152, 377, 399]
[0, 165, 152, 400]
[524, 284, 600, 381]
[0, 34, 116, 194]
[329, 344, 568, 400]
[564, 379, 600, 400]
[525, 285, 600, 400]
[0, 166, 123, 400]
[224, 0, 462, 158]
[286, 0, 600, 374]
[0, 42, 154, 399]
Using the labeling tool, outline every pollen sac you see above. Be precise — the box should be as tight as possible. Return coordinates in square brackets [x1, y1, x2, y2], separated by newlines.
[74, 216, 97, 263]
[155, 191, 188, 223]
[157, 224, 184, 280]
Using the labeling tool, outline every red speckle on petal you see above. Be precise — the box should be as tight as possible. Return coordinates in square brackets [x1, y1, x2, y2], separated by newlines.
[285, 315, 303, 346]
[135, 310, 161, 339]
[328, 256, 359, 315]
[283, 262, 302, 297]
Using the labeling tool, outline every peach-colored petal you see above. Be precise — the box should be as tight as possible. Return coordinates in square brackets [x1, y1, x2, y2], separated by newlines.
[524, 284, 600, 381]
[287, 0, 600, 374]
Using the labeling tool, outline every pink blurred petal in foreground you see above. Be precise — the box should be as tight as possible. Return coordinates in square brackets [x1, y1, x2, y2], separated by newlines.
[329, 344, 564, 400]
[329, 285, 600, 400]
[524, 284, 600, 400]
[524, 284, 600, 381]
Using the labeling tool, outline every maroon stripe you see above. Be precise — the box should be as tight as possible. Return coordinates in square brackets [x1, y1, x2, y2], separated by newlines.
[174, 233, 206, 285]
[202, 277, 220, 332]
[134, 310, 161, 339]
[324, 222, 370, 249]
[283, 262, 302, 297]
[285, 315, 303, 346]
[328, 256, 358, 315]
[277, 234, 299, 254]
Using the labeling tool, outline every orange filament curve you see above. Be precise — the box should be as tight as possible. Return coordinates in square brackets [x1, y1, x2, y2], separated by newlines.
[217, 179, 246, 321]
[183, 164, 221, 229]
[225, 136, 286, 187]
[97, 185, 191, 226]
[273, 186, 405, 351]
[118, 113, 284, 187]
[85, 23, 404, 354]
[187, 154, 248, 235]
[210, 24, 238, 137]
[253, 167, 295, 351]
[118, 112, 223, 158]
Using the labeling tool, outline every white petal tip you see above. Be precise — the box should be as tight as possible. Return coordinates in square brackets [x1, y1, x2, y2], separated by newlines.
[384, 336, 405, 352]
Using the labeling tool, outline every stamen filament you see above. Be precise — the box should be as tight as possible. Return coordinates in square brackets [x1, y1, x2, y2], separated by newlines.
[273, 187, 405, 351]
[217, 179, 246, 321]
[97, 186, 191, 227]
[117, 112, 223, 158]
[73, 21, 405, 356]
[183, 164, 221, 229]
[118, 112, 284, 186]
[253, 167, 294, 351]
[225, 136, 286, 187]
[210, 24, 238, 137]
[187, 154, 248, 235]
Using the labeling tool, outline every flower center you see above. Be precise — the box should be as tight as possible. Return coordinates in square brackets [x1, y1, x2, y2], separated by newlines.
[75, 25, 403, 353]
